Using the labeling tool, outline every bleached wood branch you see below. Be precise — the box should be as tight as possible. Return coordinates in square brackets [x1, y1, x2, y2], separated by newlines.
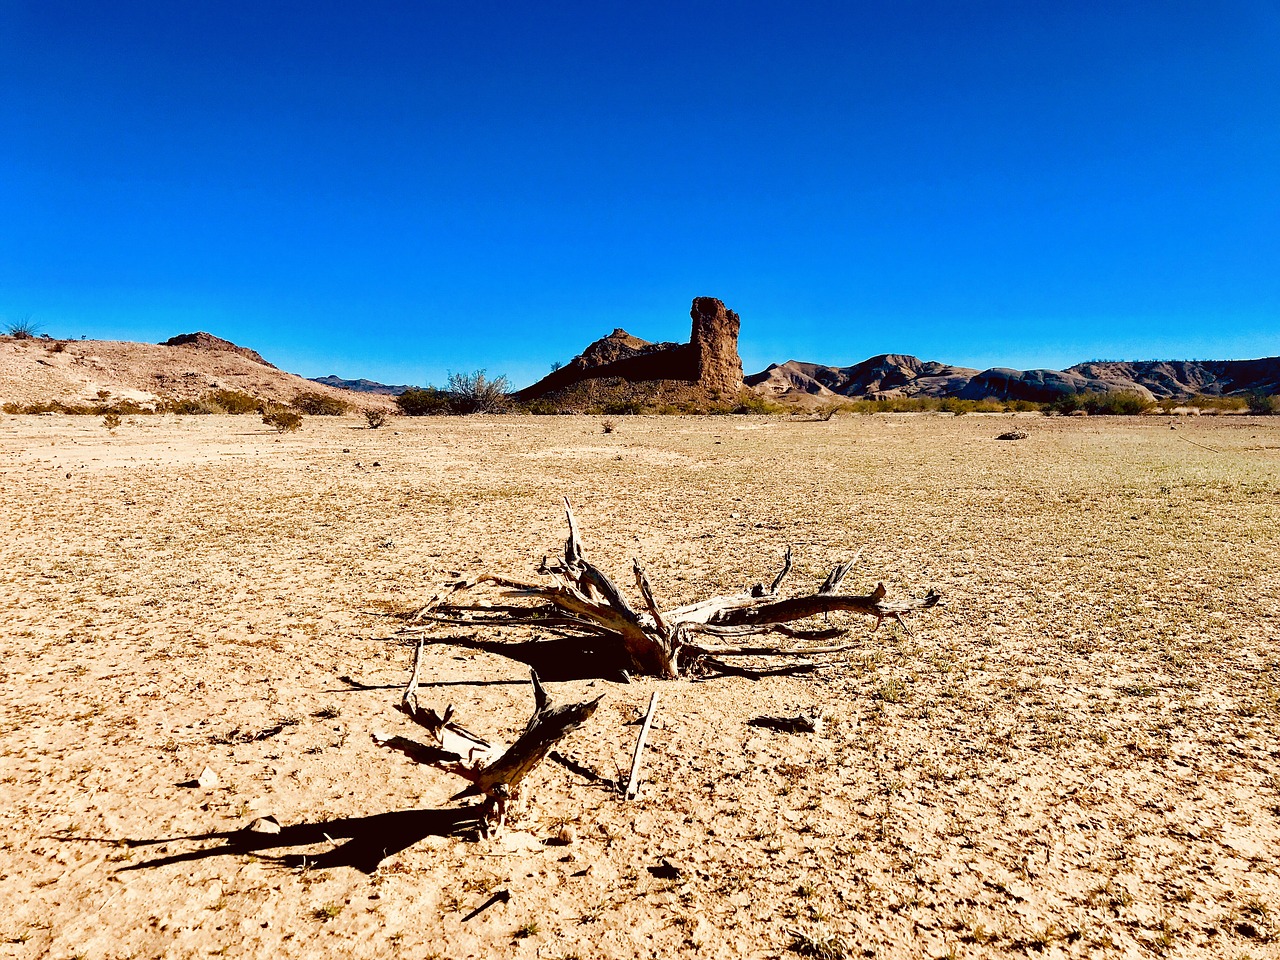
[405, 500, 942, 679]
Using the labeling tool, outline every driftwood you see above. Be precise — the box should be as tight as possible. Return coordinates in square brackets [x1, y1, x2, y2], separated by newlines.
[408, 499, 942, 679]
[624, 692, 660, 800]
[375, 640, 603, 833]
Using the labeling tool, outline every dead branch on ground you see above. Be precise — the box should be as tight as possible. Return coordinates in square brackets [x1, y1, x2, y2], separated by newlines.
[374, 640, 603, 834]
[406, 499, 941, 679]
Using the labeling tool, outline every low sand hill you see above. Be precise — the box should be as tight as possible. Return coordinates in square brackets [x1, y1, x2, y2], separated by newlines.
[0, 333, 393, 410]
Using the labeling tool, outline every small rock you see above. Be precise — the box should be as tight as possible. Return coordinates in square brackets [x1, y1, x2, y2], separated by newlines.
[196, 767, 218, 789]
[372, 461, 381, 467]
[246, 815, 281, 835]
[996, 431, 1028, 441]
[342, 448, 350, 453]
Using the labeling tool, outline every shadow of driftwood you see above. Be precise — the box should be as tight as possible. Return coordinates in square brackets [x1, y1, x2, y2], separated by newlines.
[115, 807, 480, 875]
[433, 634, 632, 682]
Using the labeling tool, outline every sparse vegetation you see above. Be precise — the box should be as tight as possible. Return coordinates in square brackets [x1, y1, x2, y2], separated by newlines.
[365, 409, 388, 429]
[1246, 391, 1280, 415]
[292, 391, 350, 416]
[4, 316, 40, 339]
[1046, 391, 1155, 416]
[261, 405, 303, 433]
[395, 386, 451, 416]
[788, 927, 848, 959]
[102, 412, 121, 432]
[446, 369, 510, 414]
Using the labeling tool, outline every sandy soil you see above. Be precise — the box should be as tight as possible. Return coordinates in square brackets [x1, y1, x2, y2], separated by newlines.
[1, 412, 1278, 960]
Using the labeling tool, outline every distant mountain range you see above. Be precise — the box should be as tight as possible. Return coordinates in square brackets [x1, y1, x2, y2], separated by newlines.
[746, 355, 1280, 402]
[309, 374, 420, 396]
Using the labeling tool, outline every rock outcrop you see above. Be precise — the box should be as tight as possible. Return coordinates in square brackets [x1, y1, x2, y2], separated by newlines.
[690, 297, 744, 395]
[161, 332, 276, 369]
[515, 298, 745, 405]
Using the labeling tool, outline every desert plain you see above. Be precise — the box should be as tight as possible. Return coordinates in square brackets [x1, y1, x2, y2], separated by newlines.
[1, 412, 1278, 960]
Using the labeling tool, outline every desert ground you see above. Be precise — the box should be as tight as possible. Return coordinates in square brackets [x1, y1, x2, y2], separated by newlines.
[1, 412, 1278, 960]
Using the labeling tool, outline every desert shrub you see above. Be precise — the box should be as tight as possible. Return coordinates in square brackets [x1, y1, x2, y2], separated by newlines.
[47, 340, 66, 353]
[1090, 391, 1154, 415]
[365, 409, 388, 429]
[292, 391, 350, 416]
[1047, 391, 1153, 416]
[942, 398, 1006, 414]
[603, 398, 645, 415]
[3, 400, 96, 415]
[261, 405, 303, 433]
[519, 399, 564, 415]
[100, 400, 149, 416]
[4, 317, 39, 339]
[396, 387, 450, 416]
[1157, 394, 1247, 413]
[200, 389, 262, 415]
[102, 412, 121, 432]
[602, 419, 617, 434]
[732, 394, 788, 415]
[1246, 392, 1280, 415]
[159, 397, 209, 415]
[446, 369, 510, 414]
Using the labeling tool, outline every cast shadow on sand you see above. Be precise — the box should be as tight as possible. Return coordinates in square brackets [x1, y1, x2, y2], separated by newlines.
[339, 630, 813, 691]
[353, 632, 634, 684]
[108, 806, 481, 875]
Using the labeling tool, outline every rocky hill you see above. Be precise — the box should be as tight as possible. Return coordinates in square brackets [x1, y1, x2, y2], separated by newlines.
[0, 332, 392, 411]
[1065, 358, 1280, 398]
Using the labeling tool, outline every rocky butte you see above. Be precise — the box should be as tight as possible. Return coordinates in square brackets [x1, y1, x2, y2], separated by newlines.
[514, 297, 745, 407]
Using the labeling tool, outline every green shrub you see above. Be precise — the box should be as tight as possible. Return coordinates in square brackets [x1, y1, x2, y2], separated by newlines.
[1246, 392, 1280, 415]
[292, 391, 349, 416]
[396, 387, 450, 416]
[1046, 391, 1153, 416]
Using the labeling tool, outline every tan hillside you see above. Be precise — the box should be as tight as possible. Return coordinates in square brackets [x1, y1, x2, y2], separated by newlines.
[0, 333, 393, 411]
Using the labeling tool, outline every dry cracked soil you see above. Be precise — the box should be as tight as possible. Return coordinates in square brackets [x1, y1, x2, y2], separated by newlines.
[1, 412, 1278, 959]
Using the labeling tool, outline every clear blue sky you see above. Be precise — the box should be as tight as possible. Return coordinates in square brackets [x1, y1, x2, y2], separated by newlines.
[3, 1, 1277, 388]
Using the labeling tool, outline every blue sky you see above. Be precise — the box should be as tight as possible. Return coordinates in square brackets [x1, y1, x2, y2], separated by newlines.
[2, 1, 1277, 388]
